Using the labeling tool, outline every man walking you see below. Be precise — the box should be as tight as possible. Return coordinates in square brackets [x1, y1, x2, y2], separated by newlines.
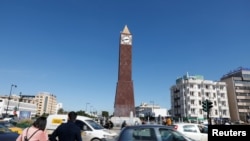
[49, 111, 82, 141]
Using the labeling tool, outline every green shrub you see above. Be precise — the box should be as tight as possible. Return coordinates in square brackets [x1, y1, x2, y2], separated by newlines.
[16, 119, 33, 129]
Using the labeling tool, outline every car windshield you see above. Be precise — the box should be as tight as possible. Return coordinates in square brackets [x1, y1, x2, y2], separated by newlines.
[85, 120, 104, 130]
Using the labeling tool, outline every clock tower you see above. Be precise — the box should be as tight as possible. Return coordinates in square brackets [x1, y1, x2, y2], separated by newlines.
[114, 25, 135, 117]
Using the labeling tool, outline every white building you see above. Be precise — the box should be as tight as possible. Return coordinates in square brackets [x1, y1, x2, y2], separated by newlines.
[135, 102, 169, 118]
[0, 95, 36, 118]
[170, 73, 230, 124]
[0, 91, 58, 118]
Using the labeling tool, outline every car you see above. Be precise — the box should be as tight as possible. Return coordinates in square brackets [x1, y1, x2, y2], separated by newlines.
[0, 124, 19, 141]
[115, 124, 195, 141]
[172, 123, 207, 141]
[0, 121, 23, 134]
[46, 114, 117, 141]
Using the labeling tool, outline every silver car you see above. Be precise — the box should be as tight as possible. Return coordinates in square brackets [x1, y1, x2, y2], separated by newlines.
[115, 124, 195, 141]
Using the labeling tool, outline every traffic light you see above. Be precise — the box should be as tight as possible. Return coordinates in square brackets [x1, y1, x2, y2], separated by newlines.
[202, 100, 207, 112]
[202, 100, 213, 112]
[207, 100, 213, 110]
[202, 99, 213, 125]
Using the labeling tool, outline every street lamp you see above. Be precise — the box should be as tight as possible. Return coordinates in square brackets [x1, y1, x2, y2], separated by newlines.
[5, 84, 17, 116]
[85, 102, 89, 113]
[17, 92, 22, 111]
[90, 106, 93, 115]
[150, 101, 154, 116]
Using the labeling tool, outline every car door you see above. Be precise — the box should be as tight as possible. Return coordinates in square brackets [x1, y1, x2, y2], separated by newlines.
[197, 124, 208, 141]
[181, 125, 201, 141]
[76, 120, 97, 141]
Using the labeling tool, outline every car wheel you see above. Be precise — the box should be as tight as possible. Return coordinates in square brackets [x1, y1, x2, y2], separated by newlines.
[91, 138, 101, 141]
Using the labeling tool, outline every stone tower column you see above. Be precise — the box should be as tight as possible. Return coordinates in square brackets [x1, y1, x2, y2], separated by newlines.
[114, 25, 135, 117]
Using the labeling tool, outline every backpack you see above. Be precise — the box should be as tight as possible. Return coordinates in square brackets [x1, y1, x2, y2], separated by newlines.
[24, 127, 39, 141]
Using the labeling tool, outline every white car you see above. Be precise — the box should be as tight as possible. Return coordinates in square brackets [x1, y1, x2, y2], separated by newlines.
[46, 114, 117, 141]
[172, 123, 207, 141]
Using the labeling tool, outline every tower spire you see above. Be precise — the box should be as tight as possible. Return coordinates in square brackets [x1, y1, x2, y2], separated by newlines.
[122, 25, 131, 34]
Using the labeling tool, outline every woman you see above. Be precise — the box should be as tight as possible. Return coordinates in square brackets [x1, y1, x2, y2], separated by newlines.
[16, 116, 48, 141]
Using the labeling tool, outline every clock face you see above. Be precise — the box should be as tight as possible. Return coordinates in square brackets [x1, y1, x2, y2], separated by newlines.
[121, 35, 132, 45]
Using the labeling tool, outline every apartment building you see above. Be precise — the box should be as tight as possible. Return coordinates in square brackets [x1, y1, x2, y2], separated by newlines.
[171, 73, 230, 124]
[220, 67, 250, 122]
[36, 92, 57, 116]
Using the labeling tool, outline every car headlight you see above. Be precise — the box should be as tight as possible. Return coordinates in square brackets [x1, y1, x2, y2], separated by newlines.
[103, 134, 115, 139]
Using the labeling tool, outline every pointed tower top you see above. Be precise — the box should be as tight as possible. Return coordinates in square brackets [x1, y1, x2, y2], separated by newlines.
[121, 25, 131, 34]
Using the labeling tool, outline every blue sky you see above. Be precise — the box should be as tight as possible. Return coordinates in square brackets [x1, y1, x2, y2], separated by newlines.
[0, 0, 250, 114]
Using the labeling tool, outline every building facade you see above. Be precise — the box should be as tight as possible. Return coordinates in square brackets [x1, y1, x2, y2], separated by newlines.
[135, 102, 169, 118]
[0, 91, 57, 118]
[36, 92, 57, 116]
[171, 73, 230, 124]
[0, 94, 36, 118]
[220, 67, 250, 122]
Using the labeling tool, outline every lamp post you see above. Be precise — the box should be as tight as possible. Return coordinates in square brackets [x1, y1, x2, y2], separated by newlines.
[90, 106, 93, 115]
[17, 92, 22, 111]
[5, 84, 17, 116]
[150, 101, 154, 116]
[85, 102, 89, 113]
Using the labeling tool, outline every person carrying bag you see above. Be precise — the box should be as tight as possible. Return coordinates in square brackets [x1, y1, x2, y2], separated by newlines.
[16, 116, 48, 141]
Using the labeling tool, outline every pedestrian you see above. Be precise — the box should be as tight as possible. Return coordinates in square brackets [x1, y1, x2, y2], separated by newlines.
[121, 120, 127, 129]
[16, 116, 48, 141]
[49, 111, 82, 141]
[166, 117, 172, 126]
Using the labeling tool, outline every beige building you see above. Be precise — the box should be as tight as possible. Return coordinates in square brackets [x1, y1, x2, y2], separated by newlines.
[36, 92, 57, 116]
[220, 67, 250, 122]
[171, 73, 230, 123]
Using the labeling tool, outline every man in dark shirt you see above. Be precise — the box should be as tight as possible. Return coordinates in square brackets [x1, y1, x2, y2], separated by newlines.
[49, 111, 82, 141]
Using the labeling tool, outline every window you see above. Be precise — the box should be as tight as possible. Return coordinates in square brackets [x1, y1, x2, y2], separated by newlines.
[191, 100, 195, 105]
[159, 128, 186, 141]
[199, 109, 202, 114]
[183, 125, 197, 133]
[206, 92, 209, 97]
[213, 93, 216, 98]
[190, 91, 194, 96]
[190, 84, 193, 88]
[131, 128, 157, 141]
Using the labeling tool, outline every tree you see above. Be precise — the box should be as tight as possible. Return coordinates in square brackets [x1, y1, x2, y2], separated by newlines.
[57, 108, 65, 114]
[102, 111, 109, 118]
